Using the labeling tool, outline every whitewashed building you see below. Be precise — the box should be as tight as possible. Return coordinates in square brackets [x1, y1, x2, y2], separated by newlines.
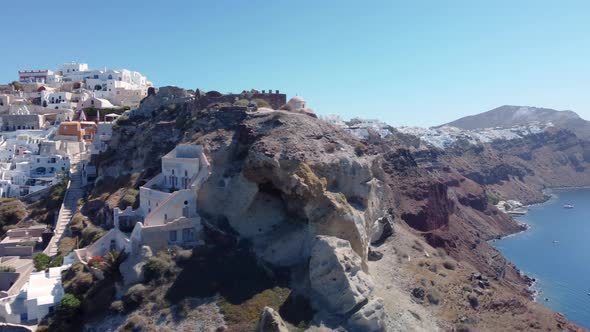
[76, 145, 211, 264]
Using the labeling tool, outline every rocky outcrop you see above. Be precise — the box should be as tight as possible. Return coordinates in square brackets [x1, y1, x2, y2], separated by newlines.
[309, 236, 374, 315]
[256, 307, 289, 332]
[347, 298, 387, 332]
[369, 214, 394, 245]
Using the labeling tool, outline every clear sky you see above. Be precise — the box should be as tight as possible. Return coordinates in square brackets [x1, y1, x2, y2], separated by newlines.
[2, 0, 590, 127]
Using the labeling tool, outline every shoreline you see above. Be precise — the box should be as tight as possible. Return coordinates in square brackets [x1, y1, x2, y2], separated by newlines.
[493, 186, 590, 308]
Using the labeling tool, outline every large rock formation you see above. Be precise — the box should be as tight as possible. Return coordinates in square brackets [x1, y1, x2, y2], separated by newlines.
[89, 88, 587, 331]
[309, 236, 375, 315]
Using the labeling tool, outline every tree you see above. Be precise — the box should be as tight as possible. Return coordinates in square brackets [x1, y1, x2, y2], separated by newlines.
[9, 81, 22, 91]
[33, 253, 50, 271]
[57, 294, 81, 320]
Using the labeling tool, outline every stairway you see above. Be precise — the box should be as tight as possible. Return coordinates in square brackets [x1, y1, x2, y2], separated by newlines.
[44, 154, 85, 257]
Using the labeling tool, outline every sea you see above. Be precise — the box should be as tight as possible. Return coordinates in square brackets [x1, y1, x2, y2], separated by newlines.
[493, 188, 590, 329]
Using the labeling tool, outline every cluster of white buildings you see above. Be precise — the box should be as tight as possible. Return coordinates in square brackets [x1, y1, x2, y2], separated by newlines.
[17, 63, 152, 109]
[0, 130, 70, 198]
[0, 62, 151, 136]
[396, 123, 553, 149]
[322, 115, 392, 140]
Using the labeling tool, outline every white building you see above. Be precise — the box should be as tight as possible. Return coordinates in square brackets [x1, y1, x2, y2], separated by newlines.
[17, 63, 152, 109]
[76, 145, 211, 265]
[0, 261, 72, 324]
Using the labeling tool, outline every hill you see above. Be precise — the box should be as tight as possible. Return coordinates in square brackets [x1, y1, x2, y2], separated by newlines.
[444, 105, 590, 138]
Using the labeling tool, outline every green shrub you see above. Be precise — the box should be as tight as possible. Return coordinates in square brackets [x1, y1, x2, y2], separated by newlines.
[143, 252, 176, 282]
[33, 253, 51, 271]
[118, 189, 139, 210]
[354, 143, 365, 156]
[251, 98, 271, 108]
[49, 255, 64, 268]
[234, 99, 250, 107]
[57, 294, 81, 320]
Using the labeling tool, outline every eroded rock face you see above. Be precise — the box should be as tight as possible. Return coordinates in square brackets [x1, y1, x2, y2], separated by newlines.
[348, 297, 387, 332]
[370, 214, 394, 245]
[309, 236, 374, 314]
[256, 307, 289, 332]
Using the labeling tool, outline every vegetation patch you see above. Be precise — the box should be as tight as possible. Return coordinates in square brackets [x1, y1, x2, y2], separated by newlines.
[33, 253, 51, 271]
[218, 287, 290, 331]
[0, 198, 27, 232]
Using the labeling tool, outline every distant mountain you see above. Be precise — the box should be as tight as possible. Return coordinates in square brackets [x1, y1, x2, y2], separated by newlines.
[443, 105, 590, 138]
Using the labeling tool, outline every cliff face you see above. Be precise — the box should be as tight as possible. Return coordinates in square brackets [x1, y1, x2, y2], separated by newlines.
[441, 128, 590, 204]
[89, 89, 586, 331]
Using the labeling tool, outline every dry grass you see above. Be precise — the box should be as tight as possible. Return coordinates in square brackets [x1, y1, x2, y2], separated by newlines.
[218, 287, 290, 331]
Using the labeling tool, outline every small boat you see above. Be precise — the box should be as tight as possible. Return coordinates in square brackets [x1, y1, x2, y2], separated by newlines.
[563, 204, 574, 209]
[552, 240, 559, 244]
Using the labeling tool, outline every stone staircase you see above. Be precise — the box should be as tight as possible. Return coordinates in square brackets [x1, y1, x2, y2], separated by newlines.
[45, 154, 84, 257]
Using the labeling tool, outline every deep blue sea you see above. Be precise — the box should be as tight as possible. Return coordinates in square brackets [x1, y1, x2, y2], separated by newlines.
[493, 188, 590, 329]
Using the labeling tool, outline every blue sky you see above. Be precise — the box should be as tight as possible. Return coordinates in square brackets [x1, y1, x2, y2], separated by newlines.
[2, 0, 590, 126]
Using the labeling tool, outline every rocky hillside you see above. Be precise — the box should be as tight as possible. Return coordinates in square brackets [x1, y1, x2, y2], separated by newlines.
[71, 88, 586, 331]
[444, 105, 590, 139]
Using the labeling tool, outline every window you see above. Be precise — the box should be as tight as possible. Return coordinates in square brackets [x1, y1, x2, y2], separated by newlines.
[169, 230, 177, 242]
[182, 228, 192, 242]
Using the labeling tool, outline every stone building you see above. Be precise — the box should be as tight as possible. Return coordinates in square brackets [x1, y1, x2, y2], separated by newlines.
[0, 114, 44, 131]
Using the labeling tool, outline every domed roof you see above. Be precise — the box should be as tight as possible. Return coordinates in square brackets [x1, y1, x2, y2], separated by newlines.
[289, 96, 305, 103]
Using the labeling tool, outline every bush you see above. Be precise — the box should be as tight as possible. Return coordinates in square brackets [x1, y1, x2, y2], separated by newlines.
[88, 256, 107, 270]
[63, 264, 94, 298]
[234, 99, 250, 107]
[33, 253, 51, 271]
[0, 266, 16, 272]
[49, 255, 64, 268]
[251, 98, 271, 108]
[80, 226, 103, 247]
[118, 189, 139, 210]
[116, 115, 131, 126]
[122, 284, 148, 311]
[354, 143, 365, 156]
[57, 294, 81, 320]
[143, 252, 176, 282]
[442, 260, 456, 270]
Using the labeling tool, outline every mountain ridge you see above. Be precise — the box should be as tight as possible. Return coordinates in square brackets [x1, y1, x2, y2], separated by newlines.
[442, 105, 590, 138]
